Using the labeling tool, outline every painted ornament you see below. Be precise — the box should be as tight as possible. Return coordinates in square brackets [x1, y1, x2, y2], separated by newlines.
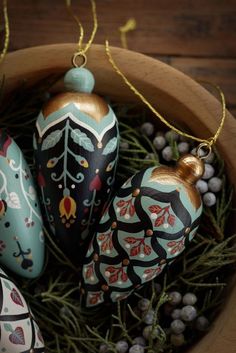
[0, 130, 44, 278]
[0, 267, 44, 352]
[34, 67, 119, 262]
[82, 154, 204, 307]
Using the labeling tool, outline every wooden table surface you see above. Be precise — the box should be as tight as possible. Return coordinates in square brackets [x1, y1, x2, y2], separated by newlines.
[2, 0, 236, 115]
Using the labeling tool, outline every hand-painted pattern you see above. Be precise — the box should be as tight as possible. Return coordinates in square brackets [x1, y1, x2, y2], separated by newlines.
[0, 268, 45, 352]
[82, 166, 202, 307]
[35, 103, 119, 263]
[0, 130, 44, 278]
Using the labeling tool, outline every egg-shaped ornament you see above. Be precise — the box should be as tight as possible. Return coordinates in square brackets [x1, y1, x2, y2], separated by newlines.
[0, 267, 44, 352]
[82, 154, 204, 307]
[34, 67, 119, 263]
[0, 130, 44, 278]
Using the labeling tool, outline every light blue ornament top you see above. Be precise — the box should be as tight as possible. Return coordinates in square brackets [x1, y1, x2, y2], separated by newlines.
[64, 67, 95, 93]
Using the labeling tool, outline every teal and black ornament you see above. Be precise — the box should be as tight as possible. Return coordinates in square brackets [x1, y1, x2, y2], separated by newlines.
[81, 154, 204, 307]
[34, 67, 119, 263]
[0, 130, 44, 278]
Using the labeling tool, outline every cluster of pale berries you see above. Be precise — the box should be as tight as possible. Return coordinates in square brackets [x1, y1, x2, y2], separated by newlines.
[139, 122, 222, 207]
[99, 286, 209, 353]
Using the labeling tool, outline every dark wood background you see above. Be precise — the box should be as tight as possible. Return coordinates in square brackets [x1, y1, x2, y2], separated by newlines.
[3, 0, 236, 114]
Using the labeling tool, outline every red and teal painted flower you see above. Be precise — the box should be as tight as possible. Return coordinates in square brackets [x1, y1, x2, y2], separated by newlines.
[59, 195, 76, 220]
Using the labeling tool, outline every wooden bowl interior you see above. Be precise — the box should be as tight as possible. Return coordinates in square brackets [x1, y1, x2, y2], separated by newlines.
[1, 44, 236, 353]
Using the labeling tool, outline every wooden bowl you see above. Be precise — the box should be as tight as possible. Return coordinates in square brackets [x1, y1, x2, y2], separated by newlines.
[1, 44, 236, 352]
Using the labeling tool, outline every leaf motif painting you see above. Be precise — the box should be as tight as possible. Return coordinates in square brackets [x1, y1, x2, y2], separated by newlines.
[41, 130, 62, 151]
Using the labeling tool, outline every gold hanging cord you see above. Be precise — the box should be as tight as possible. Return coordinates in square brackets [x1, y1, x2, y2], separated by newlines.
[0, 0, 10, 66]
[66, 0, 98, 67]
[119, 18, 137, 49]
[105, 40, 226, 157]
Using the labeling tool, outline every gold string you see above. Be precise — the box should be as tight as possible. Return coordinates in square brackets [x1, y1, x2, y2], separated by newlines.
[0, 0, 10, 65]
[66, 0, 98, 65]
[105, 40, 226, 149]
[119, 18, 137, 49]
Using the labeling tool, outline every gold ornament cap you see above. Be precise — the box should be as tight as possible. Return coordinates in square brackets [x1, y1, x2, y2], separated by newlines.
[175, 154, 204, 185]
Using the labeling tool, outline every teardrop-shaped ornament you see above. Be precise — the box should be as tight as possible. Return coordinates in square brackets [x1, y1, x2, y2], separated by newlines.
[82, 154, 204, 307]
[0, 130, 44, 278]
[34, 67, 119, 263]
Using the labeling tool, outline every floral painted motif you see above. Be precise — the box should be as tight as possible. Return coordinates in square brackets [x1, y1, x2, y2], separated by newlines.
[148, 204, 175, 227]
[124, 237, 151, 257]
[88, 291, 103, 306]
[59, 195, 77, 226]
[116, 198, 135, 219]
[105, 265, 128, 284]
[167, 238, 185, 255]
[142, 266, 162, 281]
[98, 232, 114, 253]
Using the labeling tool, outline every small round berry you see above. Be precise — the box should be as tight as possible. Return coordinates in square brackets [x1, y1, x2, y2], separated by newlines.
[203, 192, 216, 207]
[191, 147, 205, 158]
[142, 325, 159, 339]
[180, 305, 197, 322]
[196, 179, 208, 194]
[116, 340, 129, 353]
[170, 333, 185, 347]
[133, 337, 146, 347]
[138, 298, 150, 311]
[171, 319, 186, 334]
[205, 152, 215, 164]
[99, 344, 109, 353]
[202, 164, 215, 180]
[129, 344, 144, 353]
[195, 316, 210, 331]
[153, 136, 166, 150]
[165, 130, 179, 142]
[182, 293, 197, 305]
[208, 177, 222, 193]
[162, 146, 173, 162]
[120, 141, 129, 150]
[171, 309, 181, 320]
[168, 291, 182, 306]
[140, 122, 154, 136]
[178, 142, 189, 155]
[145, 153, 155, 160]
[142, 309, 154, 325]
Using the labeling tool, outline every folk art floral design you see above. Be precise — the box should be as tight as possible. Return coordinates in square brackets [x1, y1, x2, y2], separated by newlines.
[82, 166, 203, 307]
[0, 268, 44, 352]
[34, 103, 119, 263]
[0, 130, 44, 278]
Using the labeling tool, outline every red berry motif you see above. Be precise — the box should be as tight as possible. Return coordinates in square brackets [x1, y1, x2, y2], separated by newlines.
[149, 204, 176, 227]
[105, 265, 128, 284]
[124, 237, 152, 257]
[116, 198, 135, 219]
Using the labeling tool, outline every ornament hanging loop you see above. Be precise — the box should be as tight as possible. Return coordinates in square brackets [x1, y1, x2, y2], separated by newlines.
[196, 142, 212, 160]
[72, 52, 87, 68]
